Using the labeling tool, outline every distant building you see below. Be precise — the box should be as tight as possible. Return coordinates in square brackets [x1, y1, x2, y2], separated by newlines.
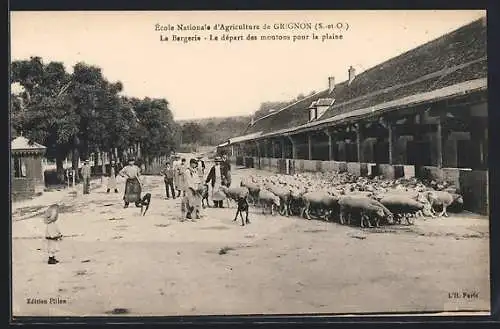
[11, 136, 47, 201]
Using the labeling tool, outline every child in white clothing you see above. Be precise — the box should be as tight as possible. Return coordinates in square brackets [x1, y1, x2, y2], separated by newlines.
[44, 204, 63, 264]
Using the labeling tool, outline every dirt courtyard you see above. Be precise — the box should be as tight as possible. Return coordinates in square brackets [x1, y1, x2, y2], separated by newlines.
[11, 166, 490, 317]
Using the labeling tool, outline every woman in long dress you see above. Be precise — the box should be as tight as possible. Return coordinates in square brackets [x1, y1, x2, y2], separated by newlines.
[118, 158, 142, 208]
[205, 157, 226, 208]
[106, 160, 119, 193]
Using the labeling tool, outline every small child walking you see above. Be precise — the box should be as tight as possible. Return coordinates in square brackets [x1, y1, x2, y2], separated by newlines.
[43, 204, 63, 264]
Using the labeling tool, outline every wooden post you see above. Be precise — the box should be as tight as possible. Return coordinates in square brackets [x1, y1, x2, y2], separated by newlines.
[308, 134, 312, 160]
[355, 123, 363, 163]
[286, 135, 297, 159]
[324, 129, 333, 161]
[388, 120, 394, 165]
[281, 138, 285, 159]
[271, 140, 276, 158]
[436, 117, 443, 168]
[254, 141, 261, 158]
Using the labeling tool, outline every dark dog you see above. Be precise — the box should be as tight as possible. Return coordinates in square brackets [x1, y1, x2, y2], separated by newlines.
[134, 193, 152, 216]
[233, 196, 250, 226]
[201, 184, 210, 209]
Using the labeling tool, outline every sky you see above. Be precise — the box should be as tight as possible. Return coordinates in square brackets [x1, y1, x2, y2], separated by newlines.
[10, 10, 485, 121]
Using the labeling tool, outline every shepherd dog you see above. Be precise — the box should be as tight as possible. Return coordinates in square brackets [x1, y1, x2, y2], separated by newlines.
[201, 184, 210, 209]
[233, 196, 250, 226]
[134, 193, 152, 216]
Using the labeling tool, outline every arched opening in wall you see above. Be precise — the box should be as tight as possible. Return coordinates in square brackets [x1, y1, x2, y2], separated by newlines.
[374, 140, 390, 164]
[294, 133, 308, 160]
[345, 141, 358, 162]
[311, 131, 329, 161]
[283, 137, 293, 159]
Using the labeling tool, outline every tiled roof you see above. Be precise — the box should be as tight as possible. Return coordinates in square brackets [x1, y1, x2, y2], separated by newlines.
[244, 89, 333, 134]
[11, 136, 46, 155]
[236, 17, 486, 140]
[264, 78, 486, 138]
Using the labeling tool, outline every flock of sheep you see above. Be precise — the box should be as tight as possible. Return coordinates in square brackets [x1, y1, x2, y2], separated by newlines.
[218, 172, 464, 228]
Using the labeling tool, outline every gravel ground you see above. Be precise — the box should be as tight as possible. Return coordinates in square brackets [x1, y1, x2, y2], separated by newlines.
[11, 166, 490, 317]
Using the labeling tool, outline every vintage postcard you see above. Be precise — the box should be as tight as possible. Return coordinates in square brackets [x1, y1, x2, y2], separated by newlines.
[10, 10, 489, 318]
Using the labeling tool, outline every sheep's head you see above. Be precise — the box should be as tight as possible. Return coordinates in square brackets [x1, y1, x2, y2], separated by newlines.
[384, 212, 394, 224]
[273, 195, 281, 207]
[453, 194, 464, 204]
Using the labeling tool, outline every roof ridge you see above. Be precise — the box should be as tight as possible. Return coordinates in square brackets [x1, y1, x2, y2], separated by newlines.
[340, 17, 486, 84]
[251, 89, 327, 125]
[329, 56, 486, 111]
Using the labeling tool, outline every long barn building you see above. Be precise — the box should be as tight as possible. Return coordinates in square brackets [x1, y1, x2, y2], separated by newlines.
[218, 18, 488, 215]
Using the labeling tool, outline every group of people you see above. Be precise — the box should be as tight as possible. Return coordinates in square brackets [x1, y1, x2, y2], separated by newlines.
[43, 154, 232, 265]
[79, 159, 122, 195]
[160, 154, 232, 221]
[81, 153, 232, 218]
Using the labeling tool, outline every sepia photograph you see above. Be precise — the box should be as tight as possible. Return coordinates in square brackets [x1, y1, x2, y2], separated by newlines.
[10, 10, 489, 318]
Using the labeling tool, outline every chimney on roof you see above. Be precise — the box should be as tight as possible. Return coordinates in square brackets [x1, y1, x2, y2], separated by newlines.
[250, 116, 254, 126]
[328, 76, 335, 92]
[348, 66, 356, 85]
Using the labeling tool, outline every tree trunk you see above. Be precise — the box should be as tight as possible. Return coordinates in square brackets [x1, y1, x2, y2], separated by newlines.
[101, 151, 106, 177]
[55, 152, 65, 183]
[72, 135, 80, 182]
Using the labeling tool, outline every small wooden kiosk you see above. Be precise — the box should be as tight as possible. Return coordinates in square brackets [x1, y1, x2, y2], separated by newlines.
[11, 136, 47, 201]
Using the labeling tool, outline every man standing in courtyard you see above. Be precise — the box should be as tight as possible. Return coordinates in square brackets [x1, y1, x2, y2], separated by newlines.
[181, 159, 202, 221]
[106, 160, 119, 193]
[206, 156, 226, 208]
[221, 154, 231, 187]
[81, 160, 91, 194]
[160, 161, 176, 200]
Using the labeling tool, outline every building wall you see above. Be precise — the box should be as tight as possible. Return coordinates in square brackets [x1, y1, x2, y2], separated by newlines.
[11, 154, 45, 200]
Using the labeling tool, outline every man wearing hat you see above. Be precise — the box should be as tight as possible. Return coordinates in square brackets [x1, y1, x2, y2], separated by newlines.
[205, 156, 226, 208]
[81, 159, 92, 194]
[106, 160, 119, 193]
[196, 156, 205, 179]
[118, 158, 143, 208]
[181, 158, 202, 220]
[221, 154, 231, 187]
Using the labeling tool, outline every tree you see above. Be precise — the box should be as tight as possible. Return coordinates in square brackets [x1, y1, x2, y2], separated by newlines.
[131, 97, 180, 165]
[181, 122, 205, 145]
[10, 57, 79, 181]
[11, 56, 180, 180]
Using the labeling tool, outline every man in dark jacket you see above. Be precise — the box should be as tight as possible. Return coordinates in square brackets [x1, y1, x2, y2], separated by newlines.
[160, 162, 176, 199]
[220, 154, 231, 187]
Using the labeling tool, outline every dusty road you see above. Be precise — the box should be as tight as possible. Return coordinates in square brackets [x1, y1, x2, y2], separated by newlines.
[12, 167, 490, 317]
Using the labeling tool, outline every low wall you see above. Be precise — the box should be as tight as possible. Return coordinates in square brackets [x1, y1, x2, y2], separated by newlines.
[12, 178, 36, 201]
[302, 160, 317, 172]
[347, 162, 361, 176]
[459, 170, 488, 215]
